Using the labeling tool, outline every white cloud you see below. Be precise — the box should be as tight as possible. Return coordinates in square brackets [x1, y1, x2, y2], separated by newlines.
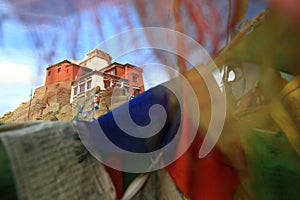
[0, 60, 40, 84]
[0, 60, 43, 117]
[0, 83, 36, 117]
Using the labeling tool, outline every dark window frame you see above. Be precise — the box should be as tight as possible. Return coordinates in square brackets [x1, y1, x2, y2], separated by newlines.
[87, 80, 92, 90]
[132, 73, 138, 83]
[79, 84, 85, 93]
[73, 87, 78, 95]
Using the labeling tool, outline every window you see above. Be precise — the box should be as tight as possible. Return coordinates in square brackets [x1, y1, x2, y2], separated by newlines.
[134, 89, 140, 96]
[79, 84, 85, 93]
[132, 73, 138, 83]
[57, 67, 61, 72]
[48, 71, 51, 76]
[87, 80, 92, 90]
[123, 86, 129, 95]
[73, 87, 78, 96]
[104, 80, 110, 88]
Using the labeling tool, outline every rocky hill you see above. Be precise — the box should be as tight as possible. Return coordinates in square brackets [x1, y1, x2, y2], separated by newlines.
[0, 82, 73, 123]
[0, 83, 130, 123]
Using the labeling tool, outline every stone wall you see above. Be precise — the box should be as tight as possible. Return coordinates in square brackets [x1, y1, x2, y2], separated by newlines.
[1, 81, 73, 122]
[72, 87, 130, 121]
[1, 81, 132, 123]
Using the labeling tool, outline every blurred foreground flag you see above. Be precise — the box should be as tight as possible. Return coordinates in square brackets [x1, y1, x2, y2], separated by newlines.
[90, 83, 239, 199]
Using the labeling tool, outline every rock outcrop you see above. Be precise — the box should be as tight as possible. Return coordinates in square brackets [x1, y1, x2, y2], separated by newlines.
[0, 84, 130, 123]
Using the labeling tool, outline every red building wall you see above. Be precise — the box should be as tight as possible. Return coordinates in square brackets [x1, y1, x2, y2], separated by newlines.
[104, 63, 144, 94]
[45, 60, 80, 85]
[116, 67, 125, 77]
[124, 64, 144, 93]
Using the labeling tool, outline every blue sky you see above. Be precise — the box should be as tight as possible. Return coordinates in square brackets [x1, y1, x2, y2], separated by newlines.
[0, 1, 172, 116]
[0, 0, 267, 116]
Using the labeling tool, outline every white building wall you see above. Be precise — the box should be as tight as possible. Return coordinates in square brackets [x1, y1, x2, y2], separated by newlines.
[91, 74, 105, 89]
[70, 84, 75, 104]
[81, 57, 109, 71]
[70, 74, 105, 104]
